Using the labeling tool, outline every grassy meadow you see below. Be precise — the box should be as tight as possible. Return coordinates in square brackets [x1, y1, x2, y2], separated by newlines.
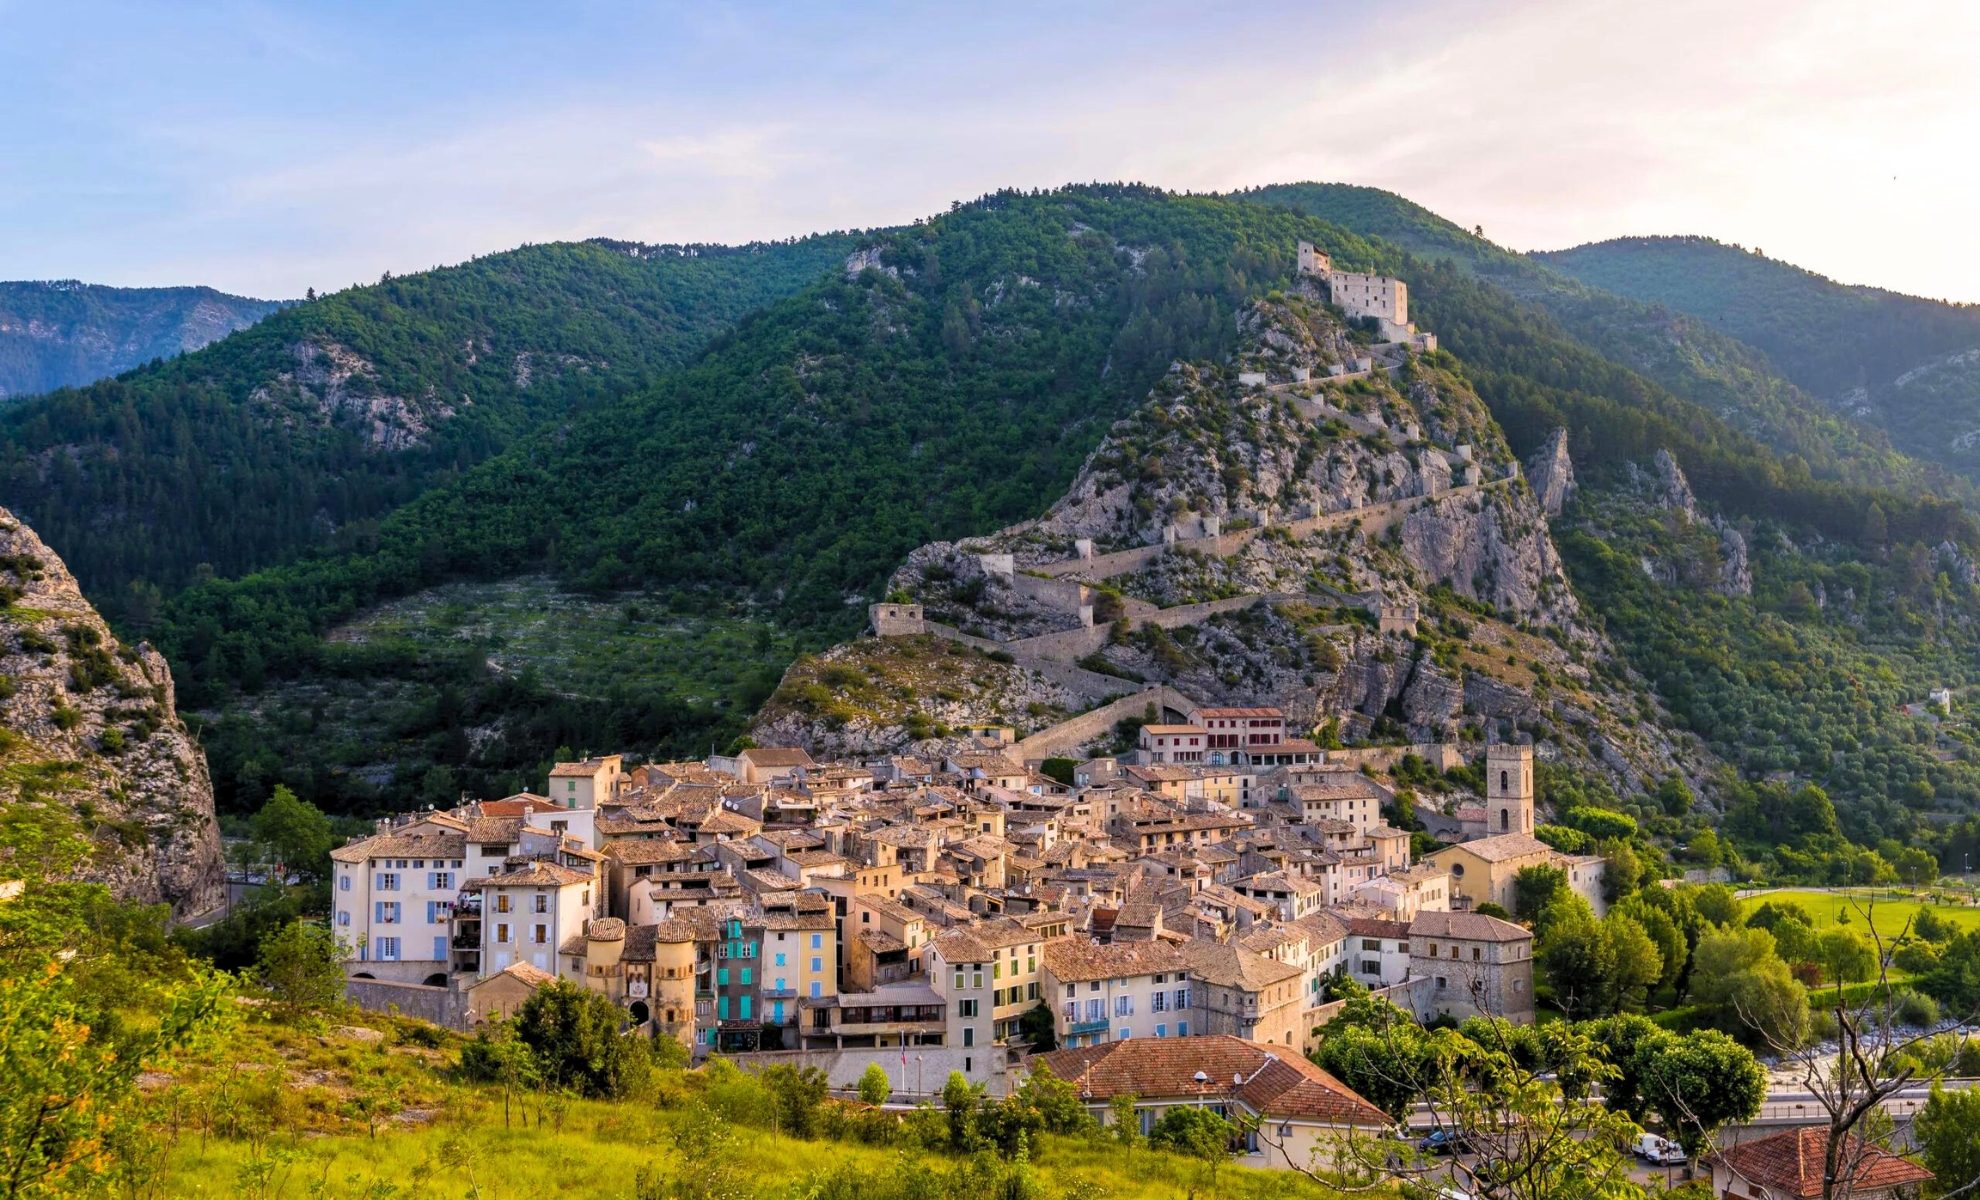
[1745, 887, 1980, 942]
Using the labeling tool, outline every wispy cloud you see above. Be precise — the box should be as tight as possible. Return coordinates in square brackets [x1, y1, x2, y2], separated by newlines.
[2, 0, 1975, 302]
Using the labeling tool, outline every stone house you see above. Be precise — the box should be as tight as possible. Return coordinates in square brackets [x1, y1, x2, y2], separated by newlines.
[1178, 939, 1307, 1050]
[331, 825, 469, 984]
[1138, 724, 1209, 764]
[464, 961, 557, 1026]
[1408, 910, 1534, 1024]
[479, 859, 600, 977]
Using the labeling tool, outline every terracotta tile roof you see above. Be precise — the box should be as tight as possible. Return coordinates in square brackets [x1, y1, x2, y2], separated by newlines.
[550, 759, 612, 777]
[1409, 910, 1530, 943]
[586, 918, 626, 941]
[330, 832, 466, 864]
[1293, 911, 1350, 944]
[1346, 916, 1412, 939]
[1705, 1129, 1931, 1198]
[1438, 833, 1553, 863]
[470, 961, 559, 991]
[465, 816, 526, 844]
[1042, 938, 1188, 983]
[1195, 707, 1285, 719]
[1177, 939, 1302, 990]
[741, 747, 814, 769]
[485, 861, 594, 887]
[1035, 1035, 1388, 1127]
[605, 840, 694, 865]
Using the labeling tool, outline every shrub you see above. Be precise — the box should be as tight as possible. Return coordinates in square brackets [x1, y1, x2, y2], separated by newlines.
[1895, 989, 1941, 1029]
[50, 705, 82, 731]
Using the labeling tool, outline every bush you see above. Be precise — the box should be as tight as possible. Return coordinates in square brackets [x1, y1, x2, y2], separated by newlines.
[512, 980, 654, 1099]
[1895, 989, 1941, 1029]
[857, 1061, 892, 1106]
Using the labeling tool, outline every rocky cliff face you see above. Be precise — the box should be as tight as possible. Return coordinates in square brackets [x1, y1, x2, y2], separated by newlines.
[0, 508, 224, 913]
[787, 292, 1702, 790]
[1528, 428, 1576, 516]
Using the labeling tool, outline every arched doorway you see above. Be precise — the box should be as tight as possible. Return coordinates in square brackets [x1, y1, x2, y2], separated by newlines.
[629, 1000, 650, 1024]
[422, 973, 448, 987]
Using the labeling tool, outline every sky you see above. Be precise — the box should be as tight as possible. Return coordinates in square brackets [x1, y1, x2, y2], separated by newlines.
[4, 0, 1977, 303]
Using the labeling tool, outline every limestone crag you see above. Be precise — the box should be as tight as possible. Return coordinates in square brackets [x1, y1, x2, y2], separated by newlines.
[0, 508, 224, 914]
[1527, 428, 1576, 516]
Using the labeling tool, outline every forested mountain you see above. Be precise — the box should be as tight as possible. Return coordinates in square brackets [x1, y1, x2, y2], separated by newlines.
[123, 185, 1980, 850]
[1241, 184, 1971, 504]
[0, 280, 278, 399]
[1536, 236, 1980, 479]
[0, 235, 860, 619]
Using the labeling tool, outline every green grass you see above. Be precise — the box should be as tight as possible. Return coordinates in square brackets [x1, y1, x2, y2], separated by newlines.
[156, 1113, 1355, 1200]
[1746, 888, 1980, 942]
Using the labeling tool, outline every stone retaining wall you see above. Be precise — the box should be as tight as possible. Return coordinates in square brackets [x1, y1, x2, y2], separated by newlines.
[344, 977, 469, 1030]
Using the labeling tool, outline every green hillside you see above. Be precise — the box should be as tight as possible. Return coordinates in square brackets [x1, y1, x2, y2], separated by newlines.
[132, 185, 1980, 829]
[0, 235, 861, 619]
[0, 279, 279, 400]
[1537, 235, 1980, 477]
[1243, 184, 1970, 504]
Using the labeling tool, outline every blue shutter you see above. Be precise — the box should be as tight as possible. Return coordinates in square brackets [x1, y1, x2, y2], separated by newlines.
[434, 936, 448, 961]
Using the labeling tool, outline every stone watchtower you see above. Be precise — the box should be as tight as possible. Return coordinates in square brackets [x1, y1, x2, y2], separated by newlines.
[1485, 743, 1534, 836]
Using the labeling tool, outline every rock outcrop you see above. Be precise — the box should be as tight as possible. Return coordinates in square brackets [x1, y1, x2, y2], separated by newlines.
[0, 508, 224, 914]
[1527, 428, 1576, 516]
[1652, 448, 1698, 520]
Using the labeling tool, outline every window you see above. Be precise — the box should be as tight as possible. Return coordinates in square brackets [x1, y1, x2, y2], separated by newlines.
[375, 873, 399, 891]
[740, 968, 752, 986]
[1361, 939, 1381, 951]
[496, 923, 510, 942]
[739, 997, 752, 1020]
[533, 925, 547, 944]
[812, 934, 822, 949]
[1436, 976, 1447, 990]
[1065, 984, 1076, 998]
[1360, 960, 1380, 974]
[775, 978, 786, 992]
[1174, 988, 1190, 1009]
[434, 936, 448, 961]
[1114, 995, 1132, 1017]
[1177, 1020, 1188, 1036]
[810, 981, 822, 999]
[496, 894, 512, 914]
[339, 874, 351, 892]
[1513, 979, 1525, 993]
[426, 901, 448, 923]
[374, 901, 400, 924]
[336, 910, 350, 927]
[428, 871, 454, 890]
[1085, 999, 1104, 1021]
[963, 1027, 974, 1047]
[775, 953, 787, 967]
[1118, 1027, 1131, 1040]
[717, 968, 729, 987]
[811, 956, 822, 973]
[534, 894, 549, 914]
[1151, 992, 1167, 1013]
[376, 937, 400, 961]
[1155, 1023, 1167, 1037]
[1473, 948, 1482, 961]
[718, 996, 729, 1020]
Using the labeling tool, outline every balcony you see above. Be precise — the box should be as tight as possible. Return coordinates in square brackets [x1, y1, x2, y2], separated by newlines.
[1069, 1019, 1110, 1036]
[761, 986, 798, 999]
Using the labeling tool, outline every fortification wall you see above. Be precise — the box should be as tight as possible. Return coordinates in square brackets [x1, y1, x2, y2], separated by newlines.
[722, 1045, 1015, 1099]
[1011, 685, 1195, 762]
[1011, 572, 1090, 617]
[344, 978, 468, 1030]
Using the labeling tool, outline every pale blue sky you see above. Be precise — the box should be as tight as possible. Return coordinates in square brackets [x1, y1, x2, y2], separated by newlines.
[5, 0, 1976, 302]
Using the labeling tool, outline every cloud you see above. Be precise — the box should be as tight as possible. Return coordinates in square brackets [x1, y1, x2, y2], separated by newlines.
[3, 0, 1976, 302]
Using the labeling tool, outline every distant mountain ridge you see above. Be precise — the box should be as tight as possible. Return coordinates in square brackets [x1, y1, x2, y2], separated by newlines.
[1535, 235, 1980, 480]
[0, 279, 280, 399]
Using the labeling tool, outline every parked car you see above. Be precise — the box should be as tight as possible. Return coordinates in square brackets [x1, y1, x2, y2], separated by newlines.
[1418, 1129, 1470, 1155]
[1634, 1133, 1686, 1165]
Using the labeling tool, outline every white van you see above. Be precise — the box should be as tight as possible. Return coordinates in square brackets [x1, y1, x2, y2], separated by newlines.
[1634, 1133, 1686, 1165]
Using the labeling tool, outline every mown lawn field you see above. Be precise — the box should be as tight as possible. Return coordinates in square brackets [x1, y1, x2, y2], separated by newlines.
[1745, 888, 1980, 942]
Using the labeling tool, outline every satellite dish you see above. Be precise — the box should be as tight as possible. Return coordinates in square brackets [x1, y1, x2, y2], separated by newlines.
[1194, 1071, 1209, 1085]
[1234, 1072, 1244, 1086]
